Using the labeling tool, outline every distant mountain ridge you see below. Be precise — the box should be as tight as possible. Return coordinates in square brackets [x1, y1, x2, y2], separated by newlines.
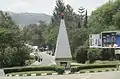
[7, 12, 51, 26]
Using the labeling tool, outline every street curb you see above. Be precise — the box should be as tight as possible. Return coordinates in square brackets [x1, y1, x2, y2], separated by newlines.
[74, 68, 120, 74]
[5, 68, 120, 77]
[41, 73, 47, 76]
[6, 72, 59, 77]
[52, 73, 58, 75]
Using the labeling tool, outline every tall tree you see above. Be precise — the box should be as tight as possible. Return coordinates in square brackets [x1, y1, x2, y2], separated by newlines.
[78, 7, 85, 28]
[51, 0, 65, 25]
[22, 24, 45, 47]
[84, 10, 88, 28]
[0, 11, 17, 29]
[88, 0, 120, 33]
[0, 11, 30, 67]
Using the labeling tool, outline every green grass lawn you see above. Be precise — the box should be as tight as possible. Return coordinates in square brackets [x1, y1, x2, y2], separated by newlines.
[7, 71, 56, 75]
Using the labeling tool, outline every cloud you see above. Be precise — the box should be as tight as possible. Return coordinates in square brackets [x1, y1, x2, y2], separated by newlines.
[0, 0, 56, 15]
[0, 0, 29, 12]
[64, 0, 107, 15]
[7, 1, 29, 12]
[0, 0, 109, 15]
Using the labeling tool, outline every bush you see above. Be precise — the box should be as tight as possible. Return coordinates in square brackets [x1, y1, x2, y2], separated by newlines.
[25, 60, 35, 66]
[100, 48, 115, 60]
[55, 66, 65, 74]
[4, 66, 64, 74]
[87, 48, 100, 63]
[47, 73, 52, 75]
[75, 47, 87, 64]
[71, 66, 78, 73]
[77, 64, 116, 70]
[89, 70, 95, 73]
[71, 64, 117, 72]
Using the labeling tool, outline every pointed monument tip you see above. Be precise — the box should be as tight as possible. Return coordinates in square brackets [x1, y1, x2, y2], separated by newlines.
[61, 12, 64, 19]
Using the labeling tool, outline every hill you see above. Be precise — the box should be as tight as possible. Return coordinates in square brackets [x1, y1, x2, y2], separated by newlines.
[8, 12, 51, 26]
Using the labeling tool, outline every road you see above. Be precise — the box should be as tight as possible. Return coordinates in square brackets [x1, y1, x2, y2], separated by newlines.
[4, 71, 120, 79]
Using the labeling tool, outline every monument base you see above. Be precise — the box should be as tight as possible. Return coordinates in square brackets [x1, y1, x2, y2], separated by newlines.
[55, 58, 72, 69]
[0, 69, 5, 76]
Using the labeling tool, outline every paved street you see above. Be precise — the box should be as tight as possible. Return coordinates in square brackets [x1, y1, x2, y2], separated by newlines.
[4, 71, 120, 79]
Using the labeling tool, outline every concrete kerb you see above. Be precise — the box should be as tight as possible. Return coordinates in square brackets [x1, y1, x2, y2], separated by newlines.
[31, 74, 36, 76]
[41, 73, 47, 76]
[74, 68, 120, 74]
[52, 73, 58, 75]
[15, 74, 19, 77]
[6, 72, 59, 77]
[22, 74, 27, 76]
[5, 68, 120, 77]
[84, 68, 119, 74]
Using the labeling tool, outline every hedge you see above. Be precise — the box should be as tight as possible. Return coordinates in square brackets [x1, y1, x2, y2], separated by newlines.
[4, 66, 64, 74]
[71, 64, 117, 73]
[77, 64, 117, 70]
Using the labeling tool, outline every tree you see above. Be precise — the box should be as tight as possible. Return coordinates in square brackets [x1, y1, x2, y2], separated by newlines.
[88, 0, 120, 33]
[69, 27, 89, 58]
[78, 7, 88, 28]
[113, 12, 120, 29]
[22, 24, 45, 47]
[51, 0, 65, 25]
[84, 10, 88, 28]
[0, 11, 17, 29]
[43, 25, 59, 51]
[0, 11, 30, 67]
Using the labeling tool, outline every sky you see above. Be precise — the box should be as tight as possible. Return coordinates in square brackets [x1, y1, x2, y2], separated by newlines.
[0, 0, 109, 15]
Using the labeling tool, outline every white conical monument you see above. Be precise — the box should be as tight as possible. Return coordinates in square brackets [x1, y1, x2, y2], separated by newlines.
[55, 13, 72, 68]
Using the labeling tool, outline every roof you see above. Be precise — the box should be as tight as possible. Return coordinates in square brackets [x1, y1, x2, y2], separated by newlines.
[101, 31, 120, 33]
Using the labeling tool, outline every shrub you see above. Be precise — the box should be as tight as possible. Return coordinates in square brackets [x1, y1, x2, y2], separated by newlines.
[98, 70, 102, 72]
[55, 66, 64, 74]
[36, 73, 41, 76]
[4, 66, 64, 74]
[25, 60, 35, 66]
[71, 66, 78, 73]
[77, 64, 116, 70]
[75, 47, 87, 64]
[47, 73, 52, 75]
[87, 48, 100, 63]
[80, 71, 85, 73]
[90, 70, 95, 73]
[71, 64, 117, 72]
[100, 48, 115, 60]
